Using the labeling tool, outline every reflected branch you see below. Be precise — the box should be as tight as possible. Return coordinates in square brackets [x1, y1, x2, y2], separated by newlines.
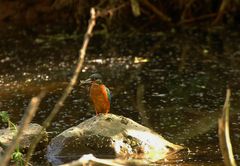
[136, 84, 150, 128]
[0, 91, 45, 166]
[25, 8, 97, 164]
[218, 89, 237, 166]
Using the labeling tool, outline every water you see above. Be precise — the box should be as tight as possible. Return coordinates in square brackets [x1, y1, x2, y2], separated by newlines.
[1, 26, 240, 165]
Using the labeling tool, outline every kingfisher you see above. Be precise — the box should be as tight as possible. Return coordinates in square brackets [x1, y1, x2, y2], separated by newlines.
[83, 73, 111, 115]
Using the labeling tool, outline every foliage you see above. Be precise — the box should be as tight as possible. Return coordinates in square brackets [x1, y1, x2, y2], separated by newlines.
[12, 151, 24, 166]
[0, 111, 24, 166]
[0, 111, 17, 131]
[0, 111, 9, 123]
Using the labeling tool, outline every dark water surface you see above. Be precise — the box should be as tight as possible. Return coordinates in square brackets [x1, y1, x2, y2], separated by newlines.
[1, 26, 240, 165]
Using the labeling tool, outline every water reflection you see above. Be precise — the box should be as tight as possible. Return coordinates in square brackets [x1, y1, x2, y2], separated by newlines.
[1, 28, 240, 165]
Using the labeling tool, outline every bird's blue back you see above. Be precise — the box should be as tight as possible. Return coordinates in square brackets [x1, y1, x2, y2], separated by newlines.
[105, 86, 111, 103]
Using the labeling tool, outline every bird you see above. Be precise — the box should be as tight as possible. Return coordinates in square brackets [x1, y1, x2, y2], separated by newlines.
[83, 73, 111, 115]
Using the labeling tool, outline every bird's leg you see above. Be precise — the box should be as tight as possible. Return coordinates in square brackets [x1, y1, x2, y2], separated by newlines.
[105, 109, 109, 115]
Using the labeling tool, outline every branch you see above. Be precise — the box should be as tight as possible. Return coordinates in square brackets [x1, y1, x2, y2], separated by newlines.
[59, 154, 149, 166]
[181, 0, 195, 20]
[97, 2, 128, 18]
[212, 0, 230, 25]
[25, 8, 98, 164]
[140, 0, 171, 22]
[0, 91, 45, 166]
[60, 154, 123, 166]
[218, 89, 237, 166]
[178, 13, 217, 25]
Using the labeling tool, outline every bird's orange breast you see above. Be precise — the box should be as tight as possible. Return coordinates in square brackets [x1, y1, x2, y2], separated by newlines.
[90, 83, 110, 114]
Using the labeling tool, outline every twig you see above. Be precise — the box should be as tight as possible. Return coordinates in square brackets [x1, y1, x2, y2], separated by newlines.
[97, 2, 128, 18]
[25, 8, 98, 164]
[181, 0, 195, 20]
[218, 89, 237, 166]
[0, 91, 46, 166]
[60, 154, 123, 166]
[59, 154, 150, 166]
[212, 0, 229, 25]
[140, 0, 171, 22]
[178, 13, 217, 25]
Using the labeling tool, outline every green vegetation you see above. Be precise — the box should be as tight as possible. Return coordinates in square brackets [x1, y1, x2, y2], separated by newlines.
[0, 111, 24, 166]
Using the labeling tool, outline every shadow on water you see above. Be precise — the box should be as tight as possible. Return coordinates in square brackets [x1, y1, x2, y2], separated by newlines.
[0, 26, 240, 165]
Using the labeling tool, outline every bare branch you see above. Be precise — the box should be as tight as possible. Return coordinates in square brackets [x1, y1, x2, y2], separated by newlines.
[59, 154, 149, 166]
[178, 13, 217, 25]
[25, 8, 98, 164]
[140, 0, 171, 22]
[212, 0, 230, 25]
[218, 89, 237, 166]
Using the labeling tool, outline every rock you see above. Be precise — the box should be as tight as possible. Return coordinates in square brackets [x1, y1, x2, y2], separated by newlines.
[0, 123, 48, 152]
[47, 114, 184, 165]
[0, 146, 3, 155]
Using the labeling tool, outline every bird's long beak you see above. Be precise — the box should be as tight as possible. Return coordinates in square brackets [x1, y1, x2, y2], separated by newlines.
[80, 78, 92, 85]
